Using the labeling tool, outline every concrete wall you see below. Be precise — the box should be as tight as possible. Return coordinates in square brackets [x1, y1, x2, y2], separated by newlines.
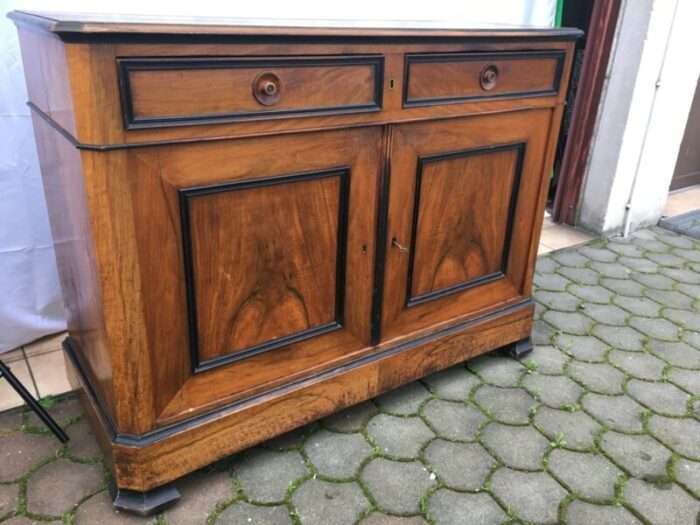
[577, 0, 700, 235]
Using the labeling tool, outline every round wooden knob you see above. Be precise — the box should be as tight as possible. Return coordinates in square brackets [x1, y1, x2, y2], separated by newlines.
[253, 72, 282, 105]
[479, 64, 499, 91]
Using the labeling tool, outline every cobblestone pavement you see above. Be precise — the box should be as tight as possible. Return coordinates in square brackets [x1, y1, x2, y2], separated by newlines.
[1, 227, 700, 525]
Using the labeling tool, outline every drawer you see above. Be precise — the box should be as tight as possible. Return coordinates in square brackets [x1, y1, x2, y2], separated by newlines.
[117, 55, 384, 129]
[404, 50, 565, 107]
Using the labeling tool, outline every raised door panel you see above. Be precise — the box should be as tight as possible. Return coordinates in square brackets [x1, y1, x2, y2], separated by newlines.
[125, 128, 381, 425]
[379, 109, 551, 341]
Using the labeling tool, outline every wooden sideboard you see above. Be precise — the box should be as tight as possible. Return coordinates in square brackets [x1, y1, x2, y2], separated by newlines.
[10, 10, 581, 515]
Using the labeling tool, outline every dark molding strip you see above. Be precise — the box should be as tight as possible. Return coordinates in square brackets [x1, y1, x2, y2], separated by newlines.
[179, 167, 350, 373]
[63, 297, 533, 447]
[403, 50, 566, 108]
[405, 141, 526, 306]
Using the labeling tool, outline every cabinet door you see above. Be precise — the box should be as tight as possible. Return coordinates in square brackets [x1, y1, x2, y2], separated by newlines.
[126, 128, 381, 424]
[379, 109, 552, 341]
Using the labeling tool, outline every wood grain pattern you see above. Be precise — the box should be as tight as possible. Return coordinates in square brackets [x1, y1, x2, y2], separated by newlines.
[405, 51, 562, 106]
[186, 171, 344, 365]
[13, 12, 578, 500]
[409, 147, 519, 301]
[122, 57, 380, 127]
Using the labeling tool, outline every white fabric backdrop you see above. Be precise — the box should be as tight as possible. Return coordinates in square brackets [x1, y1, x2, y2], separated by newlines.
[0, 0, 555, 353]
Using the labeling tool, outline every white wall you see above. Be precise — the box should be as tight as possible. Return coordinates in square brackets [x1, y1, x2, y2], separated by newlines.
[578, 0, 700, 235]
[0, 0, 556, 352]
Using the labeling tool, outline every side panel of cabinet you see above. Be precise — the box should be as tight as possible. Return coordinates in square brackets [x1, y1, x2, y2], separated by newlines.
[379, 109, 552, 341]
[125, 128, 382, 426]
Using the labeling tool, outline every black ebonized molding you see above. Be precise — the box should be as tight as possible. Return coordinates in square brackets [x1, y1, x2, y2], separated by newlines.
[179, 167, 350, 374]
[403, 50, 566, 108]
[405, 141, 526, 307]
[370, 149, 392, 345]
[62, 297, 533, 448]
[117, 55, 384, 130]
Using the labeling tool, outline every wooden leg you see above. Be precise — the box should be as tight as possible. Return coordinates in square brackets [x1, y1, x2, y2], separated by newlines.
[109, 480, 180, 516]
[500, 336, 534, 359]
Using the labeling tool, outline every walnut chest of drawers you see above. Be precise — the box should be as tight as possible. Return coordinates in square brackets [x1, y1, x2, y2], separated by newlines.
[11, 10, 580, 514]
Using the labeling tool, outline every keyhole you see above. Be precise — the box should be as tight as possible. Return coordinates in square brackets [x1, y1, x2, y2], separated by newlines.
[389, 78, 396, 90]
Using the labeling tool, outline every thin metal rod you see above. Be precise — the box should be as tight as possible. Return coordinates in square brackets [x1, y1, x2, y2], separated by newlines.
[0, 359, 69, 443]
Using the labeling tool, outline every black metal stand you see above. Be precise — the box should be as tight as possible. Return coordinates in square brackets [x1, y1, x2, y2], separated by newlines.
[0, 359, 69, 443]
[109, 480, 180, 516]
[500, 336, 534, 359]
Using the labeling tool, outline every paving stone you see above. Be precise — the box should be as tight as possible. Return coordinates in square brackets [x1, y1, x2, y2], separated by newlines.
[599, 278, 645, 297]
[265, 426, 307, 449]
[555, 334, 608, 362]
[600, 432, 672, 480]
[629, 317, 680, 341]
[490, 468, 566, 524]
[429, 490, 506, 525]
[569, 284, 615, 304]
[646, 252, 687, 267]
[305, 429, 373, 477]
[323, 401, 378, 432]
[533, 272, 572, 291]
[422, 365, 480, 400]
[558, 266, 600, 285]
[614, 295, 663, 317]
[74, 491, 154, 525]
[618, 256, 659, 274]
[423, 440, 494, 490]
[675, 458, 700, 496]
[588, 261, 631, 278]
[360, 458, 435, 514]
[162, 471, 234, 525]
[548, 449, 622, 501]
[654, 230, 696, 248]
[0, 411, 21, 435]
[630, 272, 675, 290]
[631, 236, 670, 254]
[65, 419, 102, 459]
[551, 250, 590, 267]
[535, 257, 558, 274]
[592, 325, 645, 352]
[565, 500, 642, 525]
[648, 415, 700, 459]
[608, 241, 645, 258]
[0, 482, 19, 518]
[422, 399, 486, 441]
[660, 266, 700, 284]
[543, 311, 592, 335]
[234, 449, 308, 503]
[375, 382, 431, 415]
[216, 502, 293, 525]
[684, 330, 700, 349]
[534, 407, 601, 451]
[22, 398, 82, 431]
[647, 340, 700, 368]
[608, 350, 665, 380]
[481, 422, 548, 470]
[0, 429, 58, 482]
[532, 319, 557, 345]
[673, 248, 700, 262]
[579, 246, 618, 263]
[627, 379, 691, 417]
[473, 385, 535, 425]
[468, 355, 523, 387]
[690, 261, 700, 272]
[645, 289, 694, 310]
[582, 393, 646, 432]
[624, 478, 700, 525]
[677, 282, 700, 300]
[525, 345, 569, 374]
[533, 290, 581, 312]
[26, 459, 104, 516]
[359, 513, 427, 524]
[668, 367, 700, 395]
[534, 301, 547, 319]
[366, 415, 433, 460]
[522, 373, 584, 408]
[292, 479, 368, 525]
[663, 308, 700, 331]
[569, 361, 625, 395]
[580, 303, 628, 326]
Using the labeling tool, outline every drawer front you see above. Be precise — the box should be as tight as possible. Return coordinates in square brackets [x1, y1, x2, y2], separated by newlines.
[118, 55, 384, 129]
[404, 50, 565, 107]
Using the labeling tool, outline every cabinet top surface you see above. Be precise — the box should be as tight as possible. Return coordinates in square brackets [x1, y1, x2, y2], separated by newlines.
[9, 10, 582, 40]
